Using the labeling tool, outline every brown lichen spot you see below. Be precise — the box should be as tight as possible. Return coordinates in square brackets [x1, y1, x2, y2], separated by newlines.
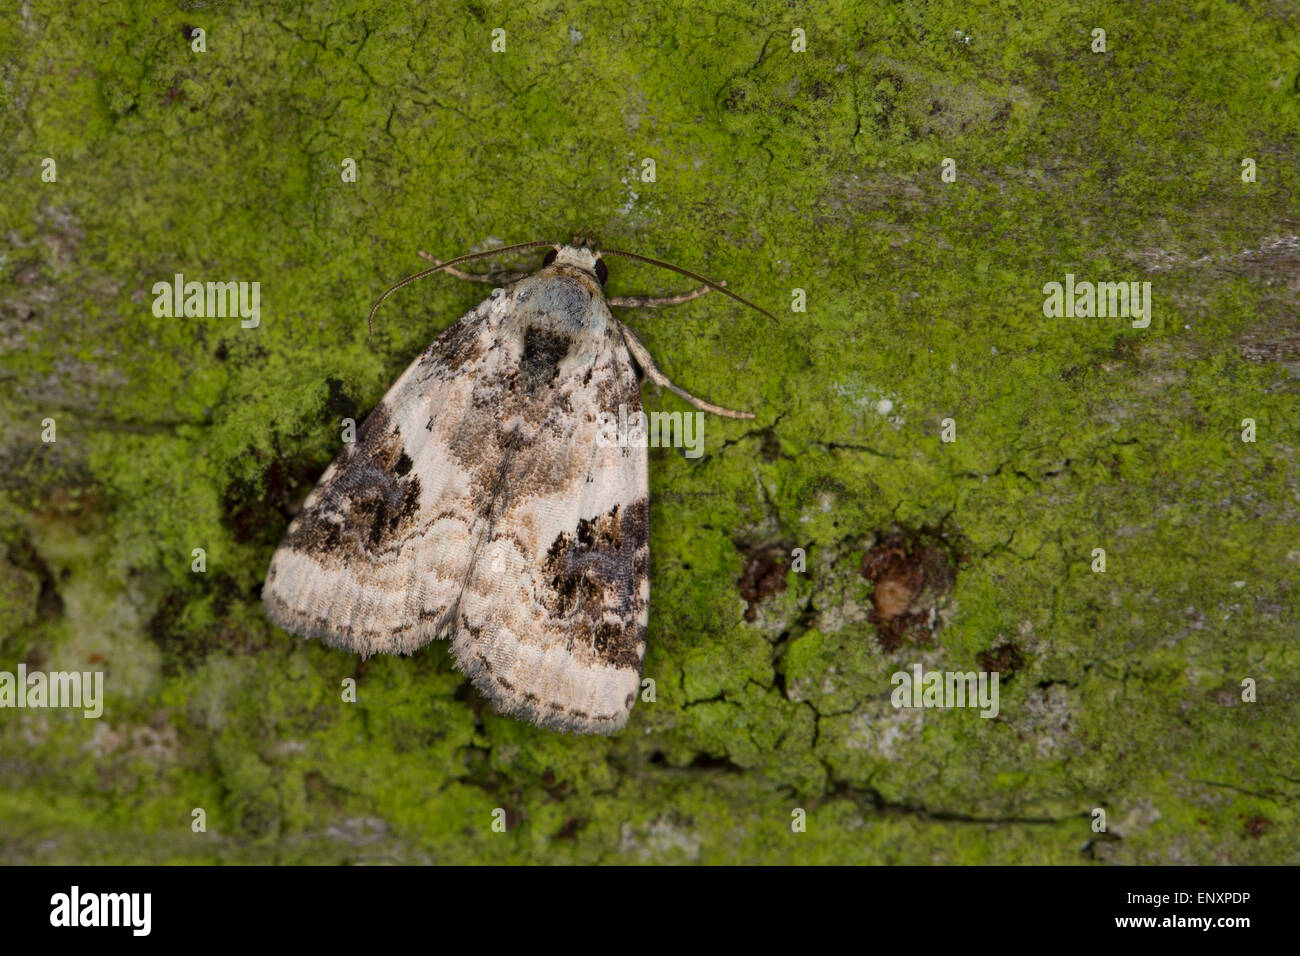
[13, 259, 43, 287]
[737, 545, 789, 622]
[223, 452, 321, 547]
[1239, 235, 1300, 290]
[977, 640, 1026, 682]
[1238, 314, 1300, 379]
[7, 534, 64, 621]
[304, 771, 348, 810]
[1237, 332, 1300, 361]
[150, 576, 270, 675]
[860, 526, 961, 650]
[760, 430, 784, 463]
[322, 376, 358, 422]
[988, 100, 1012, 131]
[1244, 816, 1270, 839]
[540, 770, 574, 801]
[721, 85, 747, 112]
[556, 817, 587, 841]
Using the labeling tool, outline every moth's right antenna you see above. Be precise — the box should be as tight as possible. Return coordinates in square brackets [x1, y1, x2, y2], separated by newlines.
[599, 248, 777, 325]
[367, 240, 560, 334]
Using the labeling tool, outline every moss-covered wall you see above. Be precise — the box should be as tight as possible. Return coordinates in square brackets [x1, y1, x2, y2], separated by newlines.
[1, 1, 1296, 863]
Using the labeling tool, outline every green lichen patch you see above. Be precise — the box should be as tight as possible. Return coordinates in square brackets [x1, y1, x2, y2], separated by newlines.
[1, 0, 1297, 864]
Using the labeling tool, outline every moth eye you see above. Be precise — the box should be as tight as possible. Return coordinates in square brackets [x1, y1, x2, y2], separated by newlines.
[542, 248, 558, 267]
[595, 258, 608, 285]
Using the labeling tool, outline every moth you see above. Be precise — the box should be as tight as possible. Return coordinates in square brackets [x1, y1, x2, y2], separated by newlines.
[262, 239, 770, 734]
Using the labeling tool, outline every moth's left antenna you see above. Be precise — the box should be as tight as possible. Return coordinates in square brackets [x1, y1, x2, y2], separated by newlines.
[367, 240, 559, 334]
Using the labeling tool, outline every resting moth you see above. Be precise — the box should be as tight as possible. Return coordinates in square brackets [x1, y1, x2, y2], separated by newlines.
[262, 239, 770, 734]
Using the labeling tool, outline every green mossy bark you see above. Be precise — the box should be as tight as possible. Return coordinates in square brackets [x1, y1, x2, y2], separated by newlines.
[1, 1, 1297, 863]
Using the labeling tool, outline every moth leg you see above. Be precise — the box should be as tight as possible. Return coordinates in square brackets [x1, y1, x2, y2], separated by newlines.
[417, 250, 530, 285]
[607, 282, 719, 308]
[614, 319, 755, 420]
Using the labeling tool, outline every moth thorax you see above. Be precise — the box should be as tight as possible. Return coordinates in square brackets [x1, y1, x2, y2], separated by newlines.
[529, 272, 605, 334]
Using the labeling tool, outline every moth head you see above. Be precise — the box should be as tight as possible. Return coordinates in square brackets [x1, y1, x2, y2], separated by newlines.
[544, 245, 608, 287]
